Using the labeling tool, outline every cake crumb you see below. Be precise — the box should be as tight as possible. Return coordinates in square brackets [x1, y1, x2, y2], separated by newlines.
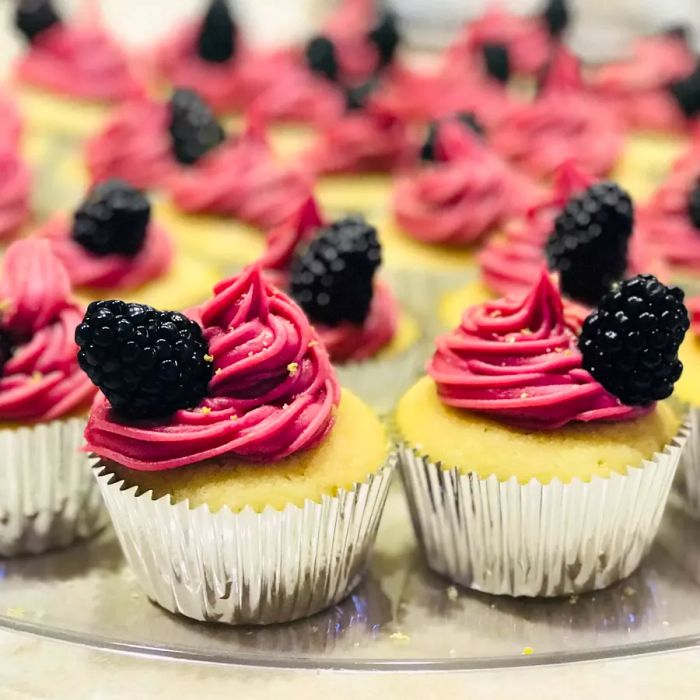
[521, 646, 534, 656]
[200, 407, 212, 415]
[203, 354, 214, 363]
[446, 585, 459, 601]
[6, 606, 24, 618]
[287, 362, 299, 376]
[623, 586, 636, 597]
[390, 631, 411, 643]
[569, 595, 579, 605]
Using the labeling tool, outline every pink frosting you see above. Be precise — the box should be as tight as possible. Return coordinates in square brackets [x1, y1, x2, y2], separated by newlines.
[0, 92, 21, 149]
[261, 197, 399, 362]
[84, 265, 341, 471]
[0, 240, 95, 422]
[392, 120, 539, 246]
[0, 149, 31, 241]
[429, 268, 648, 430]
[168, 126, 312, 229]
[15, 23, 142, 102]
[688, 297, 700, 336]
[85, 99, 175, 190]
[591, 35, 696, 132]
[36, 215, 174, 291]
[492, 47, 624, 178]
[304, 104, 412, 175]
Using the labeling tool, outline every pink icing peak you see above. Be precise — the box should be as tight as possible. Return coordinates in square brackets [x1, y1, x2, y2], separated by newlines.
[0, 148, 31, 241]
[428, 268, 649, 430]
[84, 264, 341, 470]
[541, 45, 584, 95]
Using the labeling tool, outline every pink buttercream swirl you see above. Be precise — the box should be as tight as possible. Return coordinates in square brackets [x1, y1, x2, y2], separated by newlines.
[261, 197, 399, 362]
[36, 215, 174, 291]
[0, 240, 95, 422]
[429, 268, 648, 430]
[392, 120, 538, 246]
[688, 297, 700, 336]
[84, 265, 341, 471]
[493, 47, 624, 178]
[15, 23, 142, 102]
[0, 149, 31, 241]
[591, 34, 696, 132]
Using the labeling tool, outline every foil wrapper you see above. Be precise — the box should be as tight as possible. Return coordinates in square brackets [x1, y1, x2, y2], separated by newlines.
[94, 454, 396, 625]
[398, 426, 688, 597]
[0, 417, 107, 557]
[678, 405, 700, 514]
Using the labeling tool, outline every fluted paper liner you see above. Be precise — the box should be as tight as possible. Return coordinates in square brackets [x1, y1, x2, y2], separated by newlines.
[0, 417, 107, 556]
[94, 454, 396, 625]
[678, 406, 700, 514]
[399, 425, 688, 597]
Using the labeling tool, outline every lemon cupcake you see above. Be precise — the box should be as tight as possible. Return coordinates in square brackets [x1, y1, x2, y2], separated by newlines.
[80, 264, 394, 624]
[0, 239, 102, 556]
[397, 269, 688, 596]
[34, 179, 218, 309]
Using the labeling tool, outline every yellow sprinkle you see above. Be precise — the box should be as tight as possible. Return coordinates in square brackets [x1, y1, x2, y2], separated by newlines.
[389, 631, 411, 643]
[287, 362, 299, 376]
[31, 371, 43, 382]
[490, 309, 501, 318]
[521, 646, 534, 656]
[229, 414, 237, 421]
[203, 354, 214, 363]
[505, 336, 516, 344]
[520, 392, 529, 399]
[555, 347, 563, 353]
[521, 328, 532, 336]
[215, 368, 222, 375]
[308, 340, 318, 348]
[200, 407, 212, 415]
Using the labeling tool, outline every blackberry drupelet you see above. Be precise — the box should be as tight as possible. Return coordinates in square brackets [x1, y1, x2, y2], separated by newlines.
[290, 217, 381, 326]
[368, 11, 400, 68]
[72, 179, 151, 257]
[580, 275, 689, 405]
[76, 301, 213, 419]
[15, 0, 60, 43]
[545, 181, 634, 306]
[542, 0, 569, 38]
[420, 113, 484, 162]
[669, 63, 700, 118]
[169, 88, 226, 166]
[196, 0, 236, 63]
[305, 35, 338, 82]
[481, 43, 510, 84]
[688, 177, 700, 229]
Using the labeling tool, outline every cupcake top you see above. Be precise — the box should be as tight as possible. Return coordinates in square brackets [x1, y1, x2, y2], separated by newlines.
[262, 197, 399, 362]
[0, 239, 95, 422]
[429, 269, 687, 430]
[14, 0, 142, 102]
[492, 46, 624, 178]
[80, 264, 341, 471]
[0, 148, 31, 241]
[36, 179, 174, 291]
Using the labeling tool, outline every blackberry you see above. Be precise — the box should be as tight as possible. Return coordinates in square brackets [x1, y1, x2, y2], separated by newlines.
[420, 113, 484, 162]
[15, 0, 60, 43]
[290, 217, 381, 326]
[305, 35, 338, 82]
[367, 11, 400, 68]
[669, 63, 700, 118]
[72, 179, 150, 257]
[481, 42, 510, 84]
[76, 301, 213, 419]
[345, 79, 377, 111]
[542, 0, 569, 38]
[579, 275, 689, 405]
[688, 177, 700, 229]
[196, 0, 236, 63]
[168, 88, 226, 166]
[545, 181, 634, 305]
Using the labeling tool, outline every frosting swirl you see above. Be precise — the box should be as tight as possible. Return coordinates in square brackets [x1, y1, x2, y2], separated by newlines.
[689, 296, 700, 337]
[0, 240, 94, 422]
[429, 269, 648, 430]
[84, 265, 340, 470]
[36, 215, 174, 291]
[0, 150, 31, 241]
[15, 23, 142, 102]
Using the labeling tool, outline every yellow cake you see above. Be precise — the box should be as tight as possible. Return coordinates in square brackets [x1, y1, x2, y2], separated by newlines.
[396, 376, 680, 484]
[676, 334, 700, 406]
[315, 173, 394, 216]
[108, 388, 389, 513]
[439, 279, 495, 327]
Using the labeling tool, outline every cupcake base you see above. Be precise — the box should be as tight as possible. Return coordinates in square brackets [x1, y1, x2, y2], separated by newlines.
[315, 174, 394, 217]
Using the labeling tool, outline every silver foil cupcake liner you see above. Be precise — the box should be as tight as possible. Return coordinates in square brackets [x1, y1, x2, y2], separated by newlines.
[93, 453, 396, 625]
[398, 425, 688, 597]
[0, 417, 107, 557]
[677, 405, 700, 514]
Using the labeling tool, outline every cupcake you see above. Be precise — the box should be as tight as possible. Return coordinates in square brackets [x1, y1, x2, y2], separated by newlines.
[0, 239, 101, 556]
[492, 46, 625, 180]
[260, 197, 422, 413]
[397, 269, 688, 596]
[0, 145, 32, 242]
[0, 91, 22, 150]
[12, 0, 143, 142]
[79, 264, 395, 624]
[34, 179, 218, 309]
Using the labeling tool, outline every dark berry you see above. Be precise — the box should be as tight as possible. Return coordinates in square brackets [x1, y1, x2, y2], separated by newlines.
[345, 79, 377, 111]
[481, 42, 510, 84]
[546, 181, 634, 305]
[196, 0, 236, 63]
[579, 275, 689, 405]
[669, 63, 700, 118]
[290, 217, 381, 326]
[305, 35, 338, 82]
[168, 88, 226, 165]
[15, 0, 60, 43]
[542, 0, 569, 38]
[688, 177, 700, 229]
[367, 11, 400, 68]
[72, 179, 150, 257]
[0, 331, 13, 374]
[420, 113, 484, 162]
[76, 301, 213, 419]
